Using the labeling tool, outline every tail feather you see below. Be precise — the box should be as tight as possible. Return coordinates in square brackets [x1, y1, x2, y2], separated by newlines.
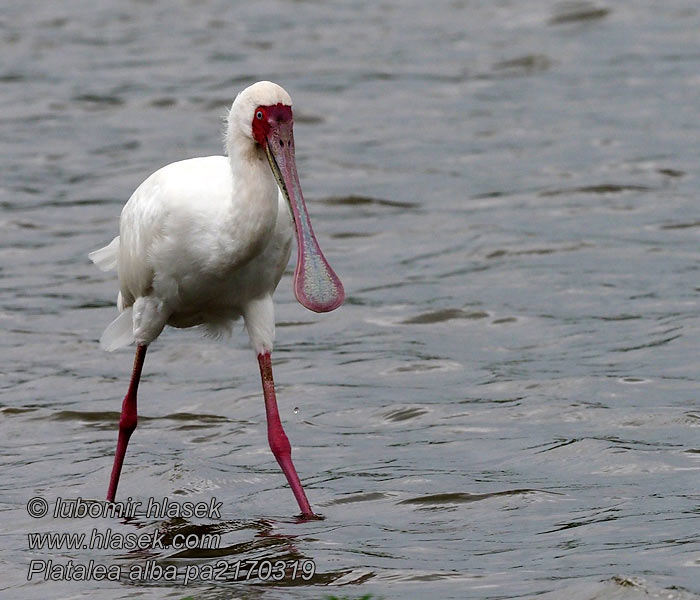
[100, 307, 134, 351]
[89, 236, 119, 272]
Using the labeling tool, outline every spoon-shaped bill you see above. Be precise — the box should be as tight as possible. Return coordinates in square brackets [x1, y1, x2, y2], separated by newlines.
[265, 136, 344, 313]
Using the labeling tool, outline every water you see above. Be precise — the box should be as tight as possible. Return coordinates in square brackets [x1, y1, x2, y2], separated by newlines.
[1, 1, 699, 598]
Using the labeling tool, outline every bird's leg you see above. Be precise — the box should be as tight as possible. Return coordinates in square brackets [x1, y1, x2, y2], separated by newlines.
[257, 352, 315, 518]
[106, 344, 148, 502]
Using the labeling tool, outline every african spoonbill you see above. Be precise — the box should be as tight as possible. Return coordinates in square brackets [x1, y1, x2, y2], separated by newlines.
[89, 81, 344, 518]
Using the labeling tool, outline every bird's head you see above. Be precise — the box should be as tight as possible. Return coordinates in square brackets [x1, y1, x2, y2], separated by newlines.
[228, 80, 292, 146]
[226, 81, 344, 313]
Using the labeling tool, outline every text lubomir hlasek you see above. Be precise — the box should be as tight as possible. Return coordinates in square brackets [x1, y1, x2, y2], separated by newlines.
[52, 496, 223, 519]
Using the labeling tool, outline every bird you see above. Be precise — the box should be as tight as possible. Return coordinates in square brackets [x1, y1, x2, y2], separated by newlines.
[89, 81, 344, 519]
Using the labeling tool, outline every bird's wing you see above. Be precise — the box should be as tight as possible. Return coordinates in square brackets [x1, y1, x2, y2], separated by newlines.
[117, 170, 166, 309]
[116, 156, 231, 309]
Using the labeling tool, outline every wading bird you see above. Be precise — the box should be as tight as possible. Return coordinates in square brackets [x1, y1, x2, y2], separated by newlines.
[89, 81, 344, 518]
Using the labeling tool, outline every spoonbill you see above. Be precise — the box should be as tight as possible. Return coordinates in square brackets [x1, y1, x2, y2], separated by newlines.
[89, 81, 344, 519]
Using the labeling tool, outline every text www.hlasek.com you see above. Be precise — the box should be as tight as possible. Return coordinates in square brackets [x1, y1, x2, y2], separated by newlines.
[28, 527, 220, 551]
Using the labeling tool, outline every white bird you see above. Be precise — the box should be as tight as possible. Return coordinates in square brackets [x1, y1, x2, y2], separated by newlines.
[89, 81, 344, 519]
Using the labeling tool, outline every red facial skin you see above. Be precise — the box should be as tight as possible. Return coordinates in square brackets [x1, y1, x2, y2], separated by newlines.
[252, 104, 294, 147]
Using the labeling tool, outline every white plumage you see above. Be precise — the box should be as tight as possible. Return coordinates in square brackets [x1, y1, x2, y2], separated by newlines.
[90, 81, 341, 355]
[90, 81, 343, 517]
[91, 155, 292, 353]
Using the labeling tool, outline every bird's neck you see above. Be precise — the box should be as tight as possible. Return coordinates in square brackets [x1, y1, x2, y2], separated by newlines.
[224, 137, 280, 258]
[228, 137, 278, 202]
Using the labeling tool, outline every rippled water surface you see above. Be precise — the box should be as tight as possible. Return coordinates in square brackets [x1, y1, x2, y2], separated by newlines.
[2, 1, 699, 598]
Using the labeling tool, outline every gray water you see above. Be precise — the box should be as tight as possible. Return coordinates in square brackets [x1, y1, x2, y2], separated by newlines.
[1, 1, 699, 598]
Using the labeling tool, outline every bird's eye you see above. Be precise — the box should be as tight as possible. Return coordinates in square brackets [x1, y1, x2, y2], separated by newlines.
[256, 111, 263, 120]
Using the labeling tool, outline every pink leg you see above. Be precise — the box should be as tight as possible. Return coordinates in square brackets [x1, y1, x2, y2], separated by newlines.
[257, 352, 316, 518]
[106, 344, 147, 502]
